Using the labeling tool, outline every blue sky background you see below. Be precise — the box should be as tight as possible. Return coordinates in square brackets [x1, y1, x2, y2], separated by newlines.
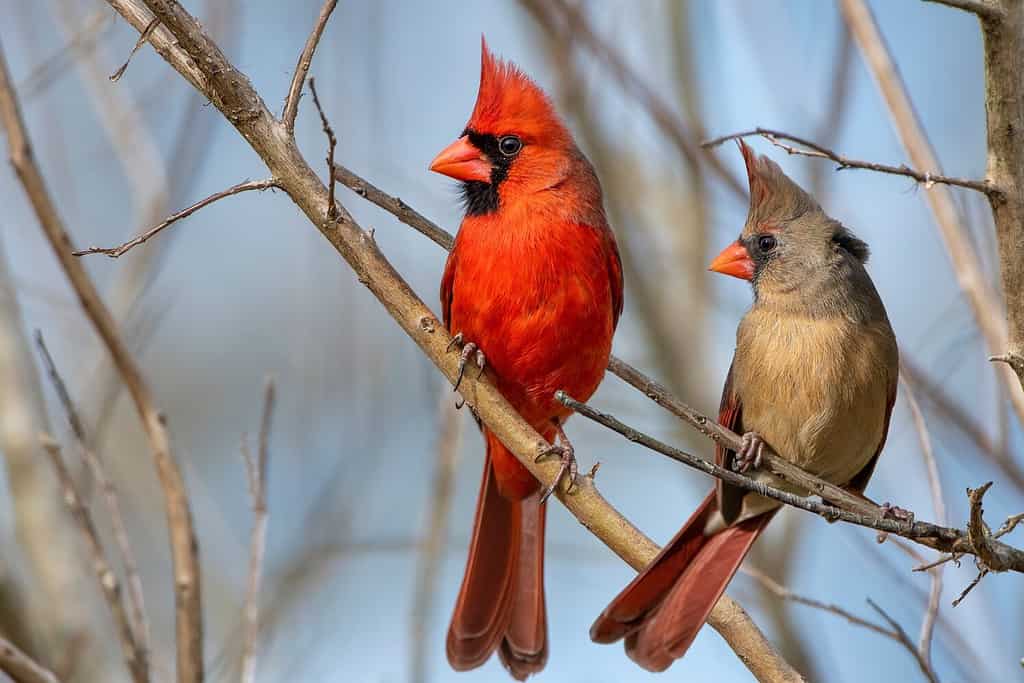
[0, 1, 1020, 682]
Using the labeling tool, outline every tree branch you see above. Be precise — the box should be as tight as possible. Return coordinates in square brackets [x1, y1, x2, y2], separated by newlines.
[0, 636, 61, 683]
[866, 599, 941, 683]
[702, 127, 998, 197]
[73, 179, 281, 257]
[921, 0, 1004, 19]
[99, 2, 800, 680]
[281, 0, 336, 134]
[0, 35, 202, 683]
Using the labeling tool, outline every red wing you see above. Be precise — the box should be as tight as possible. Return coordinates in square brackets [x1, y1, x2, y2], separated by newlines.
[440, 248, 458, 330]
[716, 361, 745, 525]
[846, 372, 898, 494]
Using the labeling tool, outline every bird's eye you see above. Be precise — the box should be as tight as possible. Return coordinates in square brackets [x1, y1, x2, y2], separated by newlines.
[757, 234, 777, 253]
[498, 135, 523, 157]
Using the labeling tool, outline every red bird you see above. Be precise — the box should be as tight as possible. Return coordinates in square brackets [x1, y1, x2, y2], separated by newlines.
[430, 39, 623, 678]
[590, 141, 899, 671]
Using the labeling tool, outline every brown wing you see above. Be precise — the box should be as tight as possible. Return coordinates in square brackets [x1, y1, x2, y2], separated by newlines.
[604, 228, 625, 329]
[716, 361, 746, 526]
[846, 372, 898, 494]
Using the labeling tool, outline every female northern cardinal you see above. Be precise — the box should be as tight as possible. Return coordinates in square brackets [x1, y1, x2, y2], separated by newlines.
[590, 141, 899, 671]
[430, 39, 623, 678]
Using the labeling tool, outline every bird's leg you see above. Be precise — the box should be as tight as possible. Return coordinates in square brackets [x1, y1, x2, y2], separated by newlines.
[733, 431, 766, 473]
[879, 502, 915, 524]
[535, 421, 578, 504]
[447, 332, 486, 392]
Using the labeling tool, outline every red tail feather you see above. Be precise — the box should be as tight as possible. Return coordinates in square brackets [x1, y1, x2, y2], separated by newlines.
[590, 491, 775, 671]
[447, 432, 548, 679]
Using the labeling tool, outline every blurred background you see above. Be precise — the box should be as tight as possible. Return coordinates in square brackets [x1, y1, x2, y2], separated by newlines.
[0, 1, 1020, 681]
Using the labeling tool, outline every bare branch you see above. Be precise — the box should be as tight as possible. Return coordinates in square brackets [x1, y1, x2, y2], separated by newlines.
[866, 599, 941, 683]
[34, 333, 151, 663]
[0, 34, 203, 683]
[308, 78, 337, 220]
[110, 17, 159, 82]
[702, 127, 998, 197]
[839, 0, 1024, 421]
[921, 0, 1004, 19]
[38, 436, 147, 683]
[240, 378, 274, 683]
[74, 179, 280, 257]
[100, 4, 799, 679]
[282, 0, 337, 133]
[557, 390, 1024, 571]
[0, 636, 61, 683]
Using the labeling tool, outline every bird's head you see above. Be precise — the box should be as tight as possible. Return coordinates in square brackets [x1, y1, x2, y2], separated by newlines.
[709, 140, 869, 300]
[430, 37, 576, 216]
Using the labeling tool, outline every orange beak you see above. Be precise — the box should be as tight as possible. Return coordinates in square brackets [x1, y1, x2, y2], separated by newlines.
[709, 240, 755, 281]
[429, 135, 492, 183]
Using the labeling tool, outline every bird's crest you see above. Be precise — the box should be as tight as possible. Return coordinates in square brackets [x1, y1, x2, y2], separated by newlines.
[466, 37, 570, 146]
[738, 139, 819, 230]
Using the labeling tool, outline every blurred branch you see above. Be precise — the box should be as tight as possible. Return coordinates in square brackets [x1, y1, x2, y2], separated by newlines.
[38, 437, 148, 683]
[97, 3, 800, 680]
[0, 637, 60, 683]
[866, 599, 941, 683]
[73, 179, 282, 257]
[0, 37, 203, 683]
[839, 0, 1024, 421]
[282, 0, 337, 133]
[557, 390, 1024, 571]
[519, 0, 747, 200]
[34, 333, 151, 666]
[410, 388, 462, 683]
[811, 20, 854, 198]
[703, 128, 998, 197]
[19, 9, 113, 99]
[240, 378, 274, 683]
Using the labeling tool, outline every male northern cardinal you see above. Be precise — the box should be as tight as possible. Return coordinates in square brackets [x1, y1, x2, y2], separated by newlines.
[590, 141, 899, 671]
[430, 39, 623, 678]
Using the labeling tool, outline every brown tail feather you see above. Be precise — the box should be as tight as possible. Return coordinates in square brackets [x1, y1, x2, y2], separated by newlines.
[498, 497, 548, 680]
[447, 440, 548, 679]
[591, 491, 776, 672]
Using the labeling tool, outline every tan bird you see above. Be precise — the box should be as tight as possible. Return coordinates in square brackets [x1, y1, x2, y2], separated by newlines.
[590, 140, 900, 671]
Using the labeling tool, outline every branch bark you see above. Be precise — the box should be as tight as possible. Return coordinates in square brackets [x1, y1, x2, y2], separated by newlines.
[0, 636, 61, 683]
[0, 36, 202, 683]
[98, 2, 801, 680]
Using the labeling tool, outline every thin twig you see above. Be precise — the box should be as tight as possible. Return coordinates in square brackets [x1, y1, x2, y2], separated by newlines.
[38, 436, 147, 683]
[34, 333, 151, 663]
[702, 128, 998, 197]
[74, 179, 280, 257]
[951, 569, 988, 608]
[110, 17, 159, 82]
[866, 599, 941, 683]
[900, 375, 946, 669]
[921, 0, 1004, 20]
[410, 387, 462, 683]
[0, 635, 61, 683]
[307, 78, 337, 220]
[240, 378, 274, 683]
[0, 35, 203, 683]
[281, 0, 337, 133]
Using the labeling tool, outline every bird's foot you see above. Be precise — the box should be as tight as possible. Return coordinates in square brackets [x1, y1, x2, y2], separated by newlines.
[447, 332, 486, 393]
[535, 423, 578, 504]
[733, 431, 766, 473]
[880, 502, 914, 524]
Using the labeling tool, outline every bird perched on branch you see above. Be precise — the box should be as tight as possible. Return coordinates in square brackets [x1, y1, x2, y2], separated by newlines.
[430, 38, 623, 679]
[590, 140, 899, 671]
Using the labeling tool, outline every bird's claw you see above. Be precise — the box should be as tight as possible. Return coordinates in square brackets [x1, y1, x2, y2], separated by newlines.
[880, 502, 914, 524]
[733, 431, 766, 473]
[536, 439, 578, 504]
[448, 332, 486, 393]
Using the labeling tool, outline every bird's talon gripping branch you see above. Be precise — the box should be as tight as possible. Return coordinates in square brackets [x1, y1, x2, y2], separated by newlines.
[537, 423, 578, 504]
[447, 332, 487, 392]
[733, 431, 766, 473]
[880, 502, 915, 524]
